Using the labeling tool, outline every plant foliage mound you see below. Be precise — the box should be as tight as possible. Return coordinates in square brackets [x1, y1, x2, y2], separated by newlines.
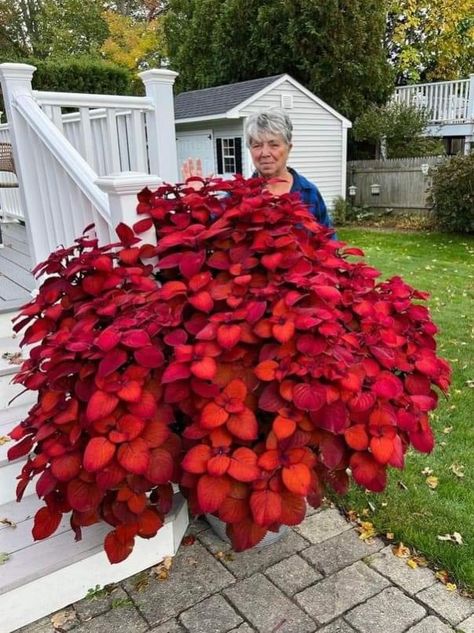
[430, 153, 474, 233]
[8, 177, 451, 562]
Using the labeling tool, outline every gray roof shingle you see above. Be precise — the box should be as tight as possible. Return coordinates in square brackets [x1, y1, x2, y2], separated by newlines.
[174, 74, 285, 120]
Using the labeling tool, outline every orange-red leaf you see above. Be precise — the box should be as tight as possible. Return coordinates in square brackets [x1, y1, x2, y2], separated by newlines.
[250, 489, 282, 527]
[282, 463, 311, 495]
[83, 437, 116, 472]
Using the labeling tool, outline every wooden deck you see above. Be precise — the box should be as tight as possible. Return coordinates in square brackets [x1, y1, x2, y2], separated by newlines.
[0, 222, 35, 312]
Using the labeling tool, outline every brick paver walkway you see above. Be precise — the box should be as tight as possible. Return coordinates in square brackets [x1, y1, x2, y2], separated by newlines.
[19, 506, 474, 633]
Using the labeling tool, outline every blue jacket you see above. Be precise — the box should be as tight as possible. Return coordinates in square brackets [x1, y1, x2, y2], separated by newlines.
[288, 168, 332, 229]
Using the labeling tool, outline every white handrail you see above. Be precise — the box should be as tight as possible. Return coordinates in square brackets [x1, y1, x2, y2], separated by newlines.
[33, 91, 154, 111]
[14, 95, 110, 220]
[395, 78, 469, 91]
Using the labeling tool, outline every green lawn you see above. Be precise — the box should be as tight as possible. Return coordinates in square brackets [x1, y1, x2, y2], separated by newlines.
[336, 228, 474, 592]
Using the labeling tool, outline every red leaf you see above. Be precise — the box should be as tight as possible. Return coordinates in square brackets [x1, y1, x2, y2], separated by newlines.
[344, 425, 369, 451]
[121, 330, 151, 348]
[95, 327, 121, 351]
[227, 518, 267, 551]
[273, 415, 296, 440]
[86, 391, 119, 422]
[181, 444, 212, 475]
[201, 402, 228, 428]
[279, 492, 307, 525]
[83, 437, 115, 473]
[134, 346, 164, 368]
[98, 348, 128, 378]
[293, 383, 326, 411]
[67, 479, 103, 512]
[161, 362, 192, 383]
[137, 508, 163, 538]
[228, 448, 260, 482]
[227, 408, 258, 441]
[350, 452, 387, 492]
[145, 448, 174, 484]
[191, 356, 217, 380]
[282, 463, 311, 495]
[51, 453, 81, 481]
[217, 324, 241, 349]
[7, 436, 33, 461]
[250, 489, 282, 526]
[207, 454, 231, 476]
[104, 525, 137, 563]
[117, 438, 150, 475]
[32, 506, 62, 540]
[197, 474, 231, 513]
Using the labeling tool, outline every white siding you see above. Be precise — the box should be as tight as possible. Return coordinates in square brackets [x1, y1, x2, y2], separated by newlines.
[176, 120, 245, 178]
[240, 80, 345, 209]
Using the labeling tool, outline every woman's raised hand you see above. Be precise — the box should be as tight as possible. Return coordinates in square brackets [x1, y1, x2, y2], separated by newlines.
[181, 157, 204, 190]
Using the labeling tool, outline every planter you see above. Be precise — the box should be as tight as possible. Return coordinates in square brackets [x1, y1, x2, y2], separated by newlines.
[206, 514, 289, 548]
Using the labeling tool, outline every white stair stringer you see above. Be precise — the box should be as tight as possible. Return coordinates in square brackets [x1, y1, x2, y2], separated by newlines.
[0, 491, 189, 633]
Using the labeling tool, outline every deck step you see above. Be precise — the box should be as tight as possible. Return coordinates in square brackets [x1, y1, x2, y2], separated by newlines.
[0, 492, 189, 633]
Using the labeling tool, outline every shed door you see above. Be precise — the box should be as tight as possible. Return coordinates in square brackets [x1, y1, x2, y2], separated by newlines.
[176, 132, 214, 179]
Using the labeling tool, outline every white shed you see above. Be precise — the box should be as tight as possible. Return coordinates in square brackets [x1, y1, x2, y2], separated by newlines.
[174, 73, 352, 209]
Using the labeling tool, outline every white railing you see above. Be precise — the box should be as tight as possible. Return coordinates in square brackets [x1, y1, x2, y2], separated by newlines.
[0, 63, 178, 270]
[0, 125, 22, 220]
[393, 75, 474, 123]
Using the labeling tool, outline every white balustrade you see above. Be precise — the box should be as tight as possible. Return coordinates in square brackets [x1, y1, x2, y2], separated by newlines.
[0, 62, 179, 272]
[393, 77, 473, 123]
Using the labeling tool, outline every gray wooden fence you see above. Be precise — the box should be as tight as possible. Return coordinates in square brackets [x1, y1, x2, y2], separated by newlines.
[347, 156, 447, 212]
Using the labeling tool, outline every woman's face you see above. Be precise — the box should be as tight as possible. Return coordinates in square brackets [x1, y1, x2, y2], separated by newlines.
[249, 133, 292, 179]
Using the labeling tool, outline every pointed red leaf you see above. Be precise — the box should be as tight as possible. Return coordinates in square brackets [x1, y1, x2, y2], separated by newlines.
[250, 489, 282, 527]
[104, 525, 136, 563]
[86, 391, 119, 422]
[83, 437, 116, 472]
[117, 438, 150, 474]
[227, 448, 260, 482]
[32, 506, 62, 540]
[197, 474, 231, 513]
[282, 463, 311, 495]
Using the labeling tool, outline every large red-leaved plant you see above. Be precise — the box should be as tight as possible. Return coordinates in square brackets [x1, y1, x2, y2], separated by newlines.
[8, 176, 451, 562]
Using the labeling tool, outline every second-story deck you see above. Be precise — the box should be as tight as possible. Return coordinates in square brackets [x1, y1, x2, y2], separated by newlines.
[393, 76, 474, 143]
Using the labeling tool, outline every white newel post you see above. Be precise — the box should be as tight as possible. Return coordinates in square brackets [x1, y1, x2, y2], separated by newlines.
[95, 171, 162, 244]
[139, 69, 179, 184]
[0, 63, 49, 271]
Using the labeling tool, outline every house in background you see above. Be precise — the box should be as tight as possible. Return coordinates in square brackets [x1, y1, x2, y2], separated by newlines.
[174, 74, 352, 209]
[393, 74, 474, 155]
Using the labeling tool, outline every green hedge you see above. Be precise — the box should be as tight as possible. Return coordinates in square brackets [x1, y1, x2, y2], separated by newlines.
[1, 57, 139, 119]
[430, 153, 474, 233]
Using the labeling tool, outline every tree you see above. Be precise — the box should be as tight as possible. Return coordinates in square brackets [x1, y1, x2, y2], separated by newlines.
[387, 0, 474, 83]
[353, 102, 445, 158]
[100, 9, 167, 70]
[164, 0, 394, 121]
[0, 0, 44, 58]
[0, 0, 109, 60]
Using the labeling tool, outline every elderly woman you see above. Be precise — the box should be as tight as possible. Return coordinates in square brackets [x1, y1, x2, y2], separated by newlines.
[244, 109, 332, 228]
[182, 108, 333, 229]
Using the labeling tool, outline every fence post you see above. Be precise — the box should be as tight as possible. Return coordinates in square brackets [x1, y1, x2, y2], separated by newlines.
[139, 68, 179, 184]
[0, 63, 50, 272]
[465, 74, 474, 155]
[95, 171, 162, 245]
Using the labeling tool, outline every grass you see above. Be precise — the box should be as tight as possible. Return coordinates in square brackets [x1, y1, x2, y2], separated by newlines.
[335, 228, 474, 592]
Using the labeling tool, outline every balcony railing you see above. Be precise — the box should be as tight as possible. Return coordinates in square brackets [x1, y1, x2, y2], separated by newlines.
[393, 76, 474, 124]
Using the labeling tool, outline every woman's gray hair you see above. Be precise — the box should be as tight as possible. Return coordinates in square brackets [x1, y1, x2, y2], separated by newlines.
[244, 109, 293, 147]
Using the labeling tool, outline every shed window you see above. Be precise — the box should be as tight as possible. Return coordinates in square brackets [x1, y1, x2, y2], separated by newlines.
[216, 137, 242, 174]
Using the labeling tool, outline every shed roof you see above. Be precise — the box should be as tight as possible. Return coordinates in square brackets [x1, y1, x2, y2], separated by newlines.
[174, 75, 285, 121]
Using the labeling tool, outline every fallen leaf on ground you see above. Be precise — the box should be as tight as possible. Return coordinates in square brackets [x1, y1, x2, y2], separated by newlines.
[215, 551, 234, 562]
[397, 480, 408, 490]
[152, 555, 173, 580]
[1, 352, 23, 365]
[182, 535, 196, 546]
[0, 436, 11, 446]
[436, 570, 450, 584]
[442, 426, 453, 434]
[437, 532, 463, 545]
[445, 583, 457, 592]
[0, 518, 16, 528]
[346, 509, 359, 522]
[357, 521, 377, 540]
[449, 463, 465, 478]
[0, 552, 10, 564]
[50, 609, 76, 629]
[392, 542, 411, 558]
[421, 467, 433, 476]
[407, 558, 418, 569]
[386, 532, 395, 540]
[426, 475, 439, 489]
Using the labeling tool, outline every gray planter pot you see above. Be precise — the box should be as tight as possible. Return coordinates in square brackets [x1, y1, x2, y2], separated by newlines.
[206, 513, 289, 549]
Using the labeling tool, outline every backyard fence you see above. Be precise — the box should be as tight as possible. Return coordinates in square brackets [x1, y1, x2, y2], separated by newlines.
[347, 156, 447, 212]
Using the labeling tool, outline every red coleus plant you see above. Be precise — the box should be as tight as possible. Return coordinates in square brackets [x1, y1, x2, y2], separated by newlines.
[8, 176, 451, 562]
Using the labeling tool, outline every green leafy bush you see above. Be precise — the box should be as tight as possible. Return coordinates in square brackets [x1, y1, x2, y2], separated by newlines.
[430, 154, 474, 233]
